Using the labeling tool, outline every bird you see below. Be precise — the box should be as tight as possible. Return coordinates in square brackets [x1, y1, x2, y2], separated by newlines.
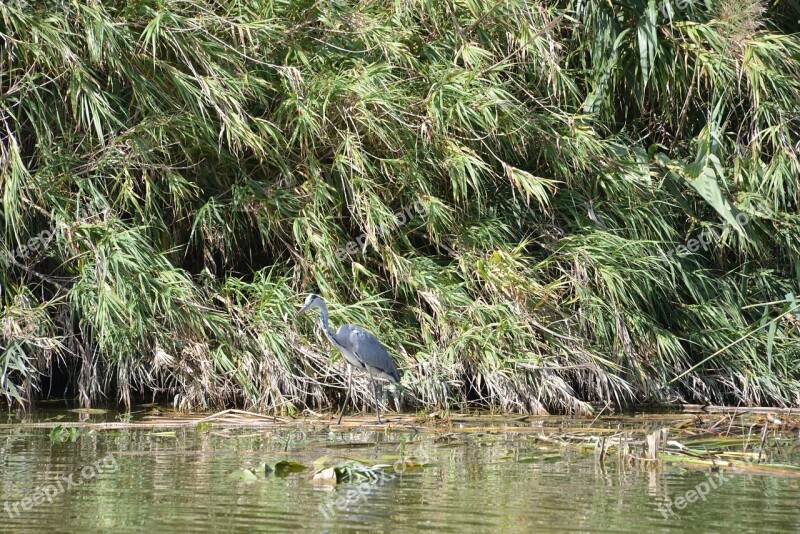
[297, 293, 400, 424]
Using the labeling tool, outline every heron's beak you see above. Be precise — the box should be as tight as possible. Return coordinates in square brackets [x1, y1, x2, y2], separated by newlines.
[297, 303, 312, 316]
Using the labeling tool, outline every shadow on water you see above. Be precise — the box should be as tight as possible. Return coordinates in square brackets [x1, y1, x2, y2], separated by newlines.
[1, 405, 800, 532]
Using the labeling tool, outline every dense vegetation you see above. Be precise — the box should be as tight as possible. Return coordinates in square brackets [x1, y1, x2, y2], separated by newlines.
[1, 0, 798, 414]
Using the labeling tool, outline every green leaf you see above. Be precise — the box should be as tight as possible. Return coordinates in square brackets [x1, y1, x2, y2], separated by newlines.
[273, 461, 308, 477]
[683, 123, 748, 236]
[637, 0, 658, 89]
[229, 468, 259, 483]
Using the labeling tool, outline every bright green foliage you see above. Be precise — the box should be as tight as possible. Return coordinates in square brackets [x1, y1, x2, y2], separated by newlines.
[1, 0, 798, 413]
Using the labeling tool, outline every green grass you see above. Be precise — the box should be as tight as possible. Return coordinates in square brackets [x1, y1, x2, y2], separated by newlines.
[0, 0, 799, 414]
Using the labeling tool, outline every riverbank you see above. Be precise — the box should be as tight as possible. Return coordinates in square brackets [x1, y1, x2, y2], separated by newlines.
[2, 0, 799, 414]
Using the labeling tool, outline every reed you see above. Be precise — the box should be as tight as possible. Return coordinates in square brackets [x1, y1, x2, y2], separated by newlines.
[0, 0, 798, 413]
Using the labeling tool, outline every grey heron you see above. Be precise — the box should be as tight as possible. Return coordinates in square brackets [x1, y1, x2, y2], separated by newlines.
[297, 293, 400, 424]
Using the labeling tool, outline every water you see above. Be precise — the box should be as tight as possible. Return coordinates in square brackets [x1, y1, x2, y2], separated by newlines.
[1, 407, 799, 532]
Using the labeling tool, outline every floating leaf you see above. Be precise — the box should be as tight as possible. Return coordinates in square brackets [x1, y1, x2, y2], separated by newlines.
[273, 461, 308, 477]
[312, 455, 333, 471]
[229, 468, 259, 483]
[49, 425, 81, 444]
[312, 467, 338, 485]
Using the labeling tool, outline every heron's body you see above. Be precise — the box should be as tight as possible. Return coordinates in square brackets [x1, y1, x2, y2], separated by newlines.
[325, 324, 401, 384]
[298, 294, 400, 423]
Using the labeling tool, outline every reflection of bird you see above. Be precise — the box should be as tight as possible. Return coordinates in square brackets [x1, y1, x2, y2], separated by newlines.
[298, 294, 400, 424]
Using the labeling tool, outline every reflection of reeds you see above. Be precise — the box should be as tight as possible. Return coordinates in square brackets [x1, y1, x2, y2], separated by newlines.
[6, 410, 798, 476]
[559, 413, 800, 476]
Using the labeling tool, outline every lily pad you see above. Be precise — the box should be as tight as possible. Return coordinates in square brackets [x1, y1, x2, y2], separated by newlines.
[273, 461, 308, 477]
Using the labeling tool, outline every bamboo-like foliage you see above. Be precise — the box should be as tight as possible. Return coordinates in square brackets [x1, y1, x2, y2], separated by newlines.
[0, 0, 798, 413]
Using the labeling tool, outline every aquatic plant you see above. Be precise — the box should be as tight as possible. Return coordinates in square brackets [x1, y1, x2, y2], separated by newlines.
[0, 0, 798, 413]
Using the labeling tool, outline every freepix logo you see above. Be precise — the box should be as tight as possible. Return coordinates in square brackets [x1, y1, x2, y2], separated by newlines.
[657, 441, 800, 519]
[658, 200, 770, 265]
[335, 201, 429, 260]
[3, 453, 118, 518]
[0, 226, 56, 266]
[318, 452, 432, 520]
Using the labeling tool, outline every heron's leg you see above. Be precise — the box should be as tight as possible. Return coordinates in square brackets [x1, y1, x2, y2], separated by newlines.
[368, 369, 382, 424]
[337, 364, 353, 425]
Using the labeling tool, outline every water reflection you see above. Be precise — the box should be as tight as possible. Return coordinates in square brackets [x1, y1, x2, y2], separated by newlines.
[1, 409, 799, 532]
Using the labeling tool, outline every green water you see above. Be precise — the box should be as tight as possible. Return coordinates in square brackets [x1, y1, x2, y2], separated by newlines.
[1, 407, 799, 533]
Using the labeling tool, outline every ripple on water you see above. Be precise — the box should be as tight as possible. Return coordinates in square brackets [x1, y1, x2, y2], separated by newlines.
[1, 423, 800, 533]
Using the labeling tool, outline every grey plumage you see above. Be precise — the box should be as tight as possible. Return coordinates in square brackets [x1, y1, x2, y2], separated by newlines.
[297, 293, 400, 424]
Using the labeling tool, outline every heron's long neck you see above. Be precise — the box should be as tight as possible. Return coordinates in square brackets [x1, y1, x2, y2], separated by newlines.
[317, 302, 336, 340]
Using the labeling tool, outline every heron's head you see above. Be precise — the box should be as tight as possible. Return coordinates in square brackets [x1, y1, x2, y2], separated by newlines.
[297, 293, 322, 315]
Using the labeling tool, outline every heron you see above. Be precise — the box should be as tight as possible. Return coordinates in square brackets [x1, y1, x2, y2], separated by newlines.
[297, 293, 400, 424]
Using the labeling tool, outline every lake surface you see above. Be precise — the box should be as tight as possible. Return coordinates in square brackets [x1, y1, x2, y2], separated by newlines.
[1, 406, 799, 532]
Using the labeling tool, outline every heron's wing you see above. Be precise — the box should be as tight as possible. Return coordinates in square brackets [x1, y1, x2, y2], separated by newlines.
[336, 324, 400, 383]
